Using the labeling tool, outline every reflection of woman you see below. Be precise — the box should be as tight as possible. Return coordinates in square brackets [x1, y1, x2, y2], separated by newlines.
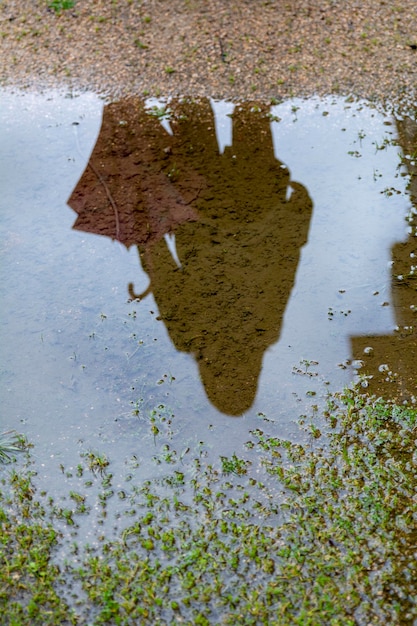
[138, 101, 313, 415]
[69, 98, 313, 416]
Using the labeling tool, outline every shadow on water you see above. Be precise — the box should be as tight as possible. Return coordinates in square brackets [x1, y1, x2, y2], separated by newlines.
[68, 99, 313, 416]
[351, 115, 417, 402]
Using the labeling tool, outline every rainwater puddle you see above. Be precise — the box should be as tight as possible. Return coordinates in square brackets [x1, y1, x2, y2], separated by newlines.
[1, 90, 416, 500]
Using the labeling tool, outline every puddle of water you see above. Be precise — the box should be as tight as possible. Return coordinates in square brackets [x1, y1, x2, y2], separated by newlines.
[1, 90, 416, 500]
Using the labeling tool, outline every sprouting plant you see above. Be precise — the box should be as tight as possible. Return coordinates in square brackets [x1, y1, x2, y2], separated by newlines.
[308, 423, 322, 439]
[134, 39, 148, 49]
[82, 450, 110, 475]
[358, 130, 366, 145]
[268, 113, 282, 123]
[0, 430, 28, 463]
[293, 359, 319, 377]
[153, 444, 177, 465]
[381, 186, 402, 197]
[147, 105, 170, 121]
[131, 400, 142, 417]
[220, 453, 250, 476]
[301, 358, 318, 371]
[397, 149, 417, 169]
[167, 164, 180, 182]
[372, 137, 391, 152]
[48, 0, 76, 13]
[150, 416, 160, 442]
[355, 372, 373, 388]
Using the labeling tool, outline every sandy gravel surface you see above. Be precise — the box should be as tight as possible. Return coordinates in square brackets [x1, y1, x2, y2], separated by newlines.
[1, 0, 416, 106]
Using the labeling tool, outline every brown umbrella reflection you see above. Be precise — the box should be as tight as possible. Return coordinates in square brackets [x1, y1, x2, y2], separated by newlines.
[69, 99, 202, 249]
[351, 113, 417, 402]
[68, 98, 313, 415]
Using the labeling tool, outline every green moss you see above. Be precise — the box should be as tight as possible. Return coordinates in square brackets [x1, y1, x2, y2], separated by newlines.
[1, 387, 416, 624]
[47, 0, 76, 13]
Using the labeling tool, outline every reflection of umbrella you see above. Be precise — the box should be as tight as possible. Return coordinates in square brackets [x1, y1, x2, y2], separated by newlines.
[68, 99, 201, 248]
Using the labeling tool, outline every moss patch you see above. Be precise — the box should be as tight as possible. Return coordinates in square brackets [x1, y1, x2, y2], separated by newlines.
[1, 388, 417, 624]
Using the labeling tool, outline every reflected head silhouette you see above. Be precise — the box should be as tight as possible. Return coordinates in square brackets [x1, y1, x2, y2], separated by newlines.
[68, 98, 313, 415]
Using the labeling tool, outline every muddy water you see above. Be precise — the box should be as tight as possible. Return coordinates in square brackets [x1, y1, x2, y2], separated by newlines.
[1, 91, 415, 493]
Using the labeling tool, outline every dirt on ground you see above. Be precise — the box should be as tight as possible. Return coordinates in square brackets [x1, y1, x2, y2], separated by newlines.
[1, 0, 416, 106]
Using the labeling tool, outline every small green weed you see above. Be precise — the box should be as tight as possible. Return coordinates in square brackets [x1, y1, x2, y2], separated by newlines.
[134, 39, 148, 49]
[220, 452, 250, 475]
[0, 430, 28, 463]
[47, 0, 76, 13]
[81, 450, 109, 475]
[1, 388, 417, 624]
[147, 105, 170, 121]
